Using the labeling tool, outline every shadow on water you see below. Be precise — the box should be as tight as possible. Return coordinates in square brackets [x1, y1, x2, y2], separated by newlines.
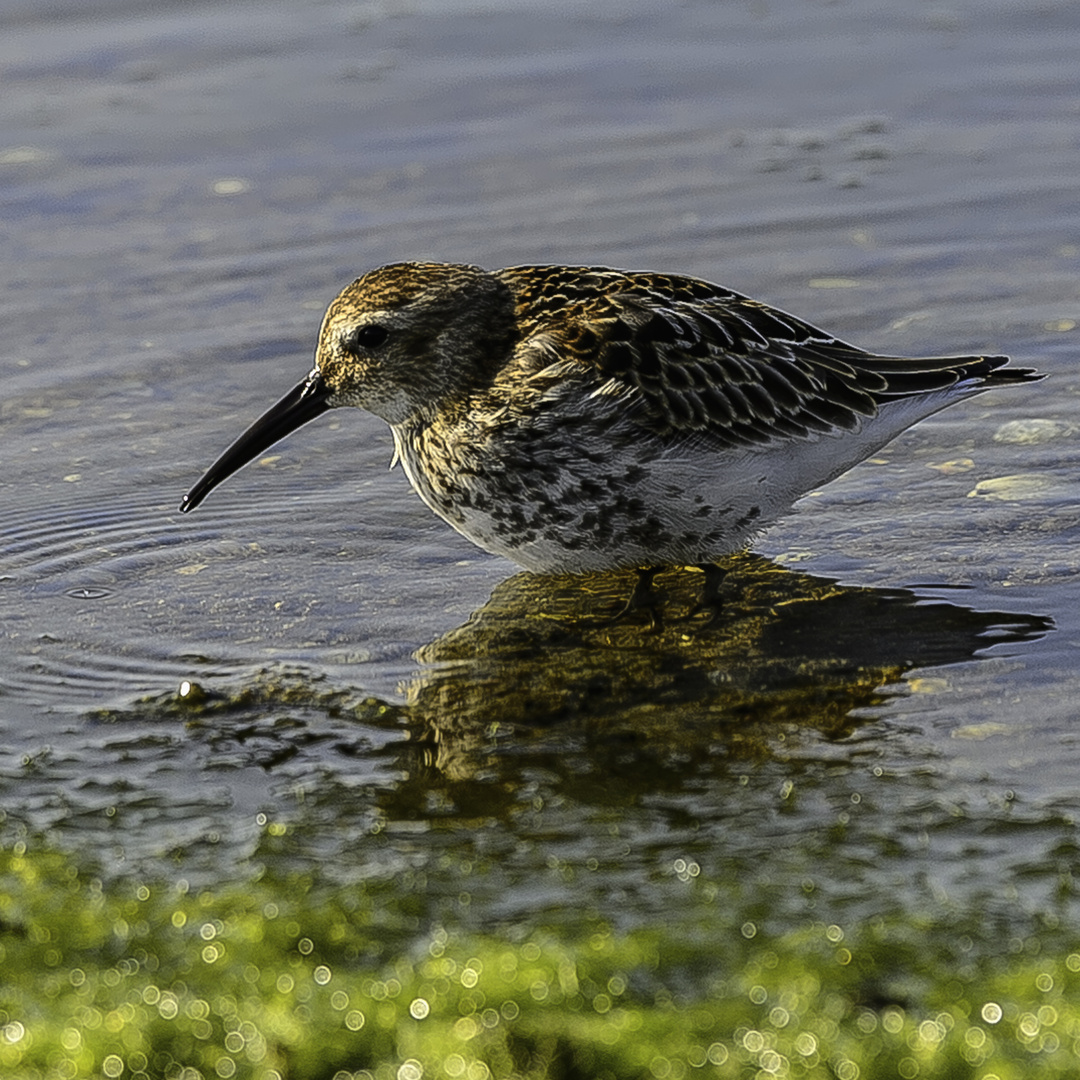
[116, 553, 1052, 800]
[384, 553, 1052, 808]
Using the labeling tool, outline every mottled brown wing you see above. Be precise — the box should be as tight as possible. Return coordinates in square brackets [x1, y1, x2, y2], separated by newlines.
[498, 266, 1033, 448]
[554, 287, 1016, 447]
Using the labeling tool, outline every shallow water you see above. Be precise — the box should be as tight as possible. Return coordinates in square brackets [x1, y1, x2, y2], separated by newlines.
[3, 0, 1080, 990]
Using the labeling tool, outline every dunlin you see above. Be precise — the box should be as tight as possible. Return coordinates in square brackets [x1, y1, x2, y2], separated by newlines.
[180, 262, 1042, 616]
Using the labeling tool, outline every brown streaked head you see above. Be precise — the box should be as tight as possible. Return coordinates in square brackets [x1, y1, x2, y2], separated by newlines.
[179, 262, 517, 512]
[315, 262, 518, 424]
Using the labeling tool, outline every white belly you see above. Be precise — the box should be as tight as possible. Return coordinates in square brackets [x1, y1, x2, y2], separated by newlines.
[389, 389, 951, 573]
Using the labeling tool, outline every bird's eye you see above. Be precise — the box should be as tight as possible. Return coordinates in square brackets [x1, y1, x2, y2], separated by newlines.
[348, 324, 390, 351]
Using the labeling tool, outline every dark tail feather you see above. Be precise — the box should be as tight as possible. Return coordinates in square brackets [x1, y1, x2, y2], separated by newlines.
[969, 357, 1046, 387]
[864, 353, 1045, 398]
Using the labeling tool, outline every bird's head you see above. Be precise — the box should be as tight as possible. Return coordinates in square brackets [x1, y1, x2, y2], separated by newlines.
[179, 262, 515, 512]
[317, 262, 517, 424]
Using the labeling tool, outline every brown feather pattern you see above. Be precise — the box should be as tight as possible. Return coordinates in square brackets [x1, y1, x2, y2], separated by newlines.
[496, 265, 1036, 448]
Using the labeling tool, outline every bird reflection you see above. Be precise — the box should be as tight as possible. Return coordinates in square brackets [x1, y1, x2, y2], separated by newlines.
[132, 554, 1050, 820]
[394, 553, 1051, 782]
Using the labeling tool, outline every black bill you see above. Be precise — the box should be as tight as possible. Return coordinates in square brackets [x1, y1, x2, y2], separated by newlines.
[179, 368, 333, 512]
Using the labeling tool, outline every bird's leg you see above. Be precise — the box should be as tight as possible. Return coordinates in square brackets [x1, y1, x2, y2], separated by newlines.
[684, 563, 728, 625]
[606, 565, 663, 629]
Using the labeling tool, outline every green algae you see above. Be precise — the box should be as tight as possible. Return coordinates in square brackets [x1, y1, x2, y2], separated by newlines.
[3, 838, 1078, 1080]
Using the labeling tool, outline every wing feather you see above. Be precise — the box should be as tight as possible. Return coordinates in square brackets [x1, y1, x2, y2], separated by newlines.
[496, 265, 1039, 448]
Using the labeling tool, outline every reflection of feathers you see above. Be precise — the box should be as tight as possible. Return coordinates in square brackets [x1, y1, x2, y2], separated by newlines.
[403, 559, 1053, 779]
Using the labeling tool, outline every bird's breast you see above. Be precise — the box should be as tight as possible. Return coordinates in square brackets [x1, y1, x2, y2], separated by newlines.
[388, 414, 808, 572]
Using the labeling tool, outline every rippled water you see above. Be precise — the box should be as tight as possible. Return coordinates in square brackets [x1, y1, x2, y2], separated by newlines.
[3, 0, 1080, 963]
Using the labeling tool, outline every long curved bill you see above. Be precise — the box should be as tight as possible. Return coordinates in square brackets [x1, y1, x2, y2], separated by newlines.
[179, 368, 333, 512]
